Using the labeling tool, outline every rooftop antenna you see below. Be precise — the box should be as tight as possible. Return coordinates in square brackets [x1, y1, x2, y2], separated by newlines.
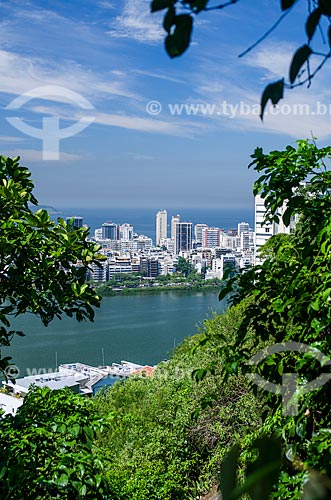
[55, 351, 58, 371]
[101, 347, 105, 367]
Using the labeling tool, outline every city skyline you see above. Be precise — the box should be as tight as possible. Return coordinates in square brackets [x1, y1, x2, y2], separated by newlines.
[0, 1, 329, 209]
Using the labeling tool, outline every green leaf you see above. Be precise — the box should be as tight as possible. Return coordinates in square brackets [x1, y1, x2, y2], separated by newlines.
[306, 8, 322, 41]
[0, 465, 7, 481]
[289, 44, 312, 84]
[78, 484, 87, 496]
[310, 298, 320, 311]
[192, 368, 208, 382]
[165, 14, 193, 58]
[282, 206, 292, 227]
[260, 79, 284, 120]
[57, 473, 69, 487]
[151, 0, 175, 13]
[281, 0, 296, 10]
[70, 423, 80, 436]
[163, 5, 176, 34]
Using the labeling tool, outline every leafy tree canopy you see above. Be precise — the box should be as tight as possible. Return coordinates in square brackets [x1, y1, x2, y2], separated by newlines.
[0, 155, 104, 375]
[0, 386, 112, 499]
[214, 139, 331, 499]
[175, 256, 195, 277]
[151, 0, 331, 117]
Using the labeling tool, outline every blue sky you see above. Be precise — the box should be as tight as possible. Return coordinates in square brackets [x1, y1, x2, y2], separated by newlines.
[0, 0, 330, 210]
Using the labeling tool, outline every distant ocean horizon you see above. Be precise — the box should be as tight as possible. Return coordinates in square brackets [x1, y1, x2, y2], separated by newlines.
[50, 207, 254, 242]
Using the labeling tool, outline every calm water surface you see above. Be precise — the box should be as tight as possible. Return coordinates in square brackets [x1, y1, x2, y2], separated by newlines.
[5, 292, 225, 376]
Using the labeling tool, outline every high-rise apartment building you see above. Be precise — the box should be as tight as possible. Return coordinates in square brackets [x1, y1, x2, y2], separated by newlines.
[120, 223, 133, 241]
[171, 214, 180, 240]
[156, 210, 167, 246]
[237, 222, 250, 236]
[202, 227, 221, 248]
[240, 231, 250, 251]
[255, 195, 275, 260]
[255, 195, 294, 264]
[194, 223, 208, 243]
[175, 222, 192, 254]
[102, 222, 119, 240]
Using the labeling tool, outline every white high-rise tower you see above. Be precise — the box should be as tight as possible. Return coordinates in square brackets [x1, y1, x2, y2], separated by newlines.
[156, 210, 167, 246]
[171, 214, 180, 240]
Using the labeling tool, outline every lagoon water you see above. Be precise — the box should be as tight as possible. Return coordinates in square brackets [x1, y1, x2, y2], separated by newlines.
[5, 291, 225, 377]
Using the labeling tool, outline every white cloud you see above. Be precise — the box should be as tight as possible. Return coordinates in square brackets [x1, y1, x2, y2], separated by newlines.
[133, 69, 186, 84]
[107, 0, 163, 43]
[91, 111, 196, 136]
[0, 49, 138, 104]
[98, 1, 116, 9]
[128, 152, 159, 160]
[244, 42, 296, 79]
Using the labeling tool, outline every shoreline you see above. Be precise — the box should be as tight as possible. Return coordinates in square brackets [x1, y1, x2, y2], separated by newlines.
[98, 283, 221, 297]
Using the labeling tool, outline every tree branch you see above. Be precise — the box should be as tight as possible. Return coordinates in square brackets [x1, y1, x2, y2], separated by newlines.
[238, 9, 292, 58]
[204, 0, 239, 12]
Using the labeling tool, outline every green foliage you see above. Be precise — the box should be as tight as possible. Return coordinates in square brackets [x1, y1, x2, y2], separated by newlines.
[175, 256, 195, 277]
[220, 436, 282, 500]
[0, 155, 104, 374]
[216, 139, 331, 499]
[0, 387, 112, 499]
[94, 304, 262, 499]
[98, 267, 221, 296]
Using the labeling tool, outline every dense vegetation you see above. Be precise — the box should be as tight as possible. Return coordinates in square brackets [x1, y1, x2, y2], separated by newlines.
[93, 303, 261, 499]
[0, 388, 111, 499]
[215, 140, 331, 499]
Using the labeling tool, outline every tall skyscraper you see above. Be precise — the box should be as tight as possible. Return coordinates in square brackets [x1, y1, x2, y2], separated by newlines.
[102, 222, 119, 240]
[171, 214, 180, 240]
[66, 216, 83, 229]
[175, 222, 192, 254]
[156, 210, 167, 246]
